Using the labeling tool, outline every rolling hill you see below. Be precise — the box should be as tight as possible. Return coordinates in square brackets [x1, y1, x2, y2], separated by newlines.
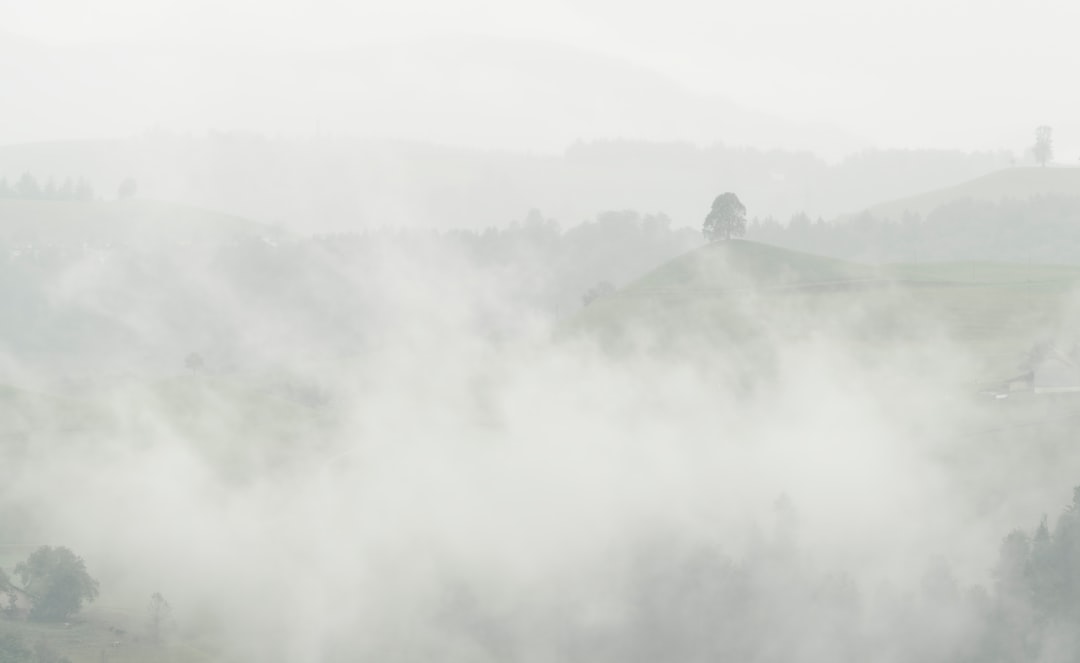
[855, 167, 1080, 222]
[568, 240, 1080, 381]
[628, 240, 878, 292]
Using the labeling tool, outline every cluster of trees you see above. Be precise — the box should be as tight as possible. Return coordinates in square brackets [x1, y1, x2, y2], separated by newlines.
[988, 487, 1080, 659]
[0, 174, 94, 201]
[427, 487, 1080, 663]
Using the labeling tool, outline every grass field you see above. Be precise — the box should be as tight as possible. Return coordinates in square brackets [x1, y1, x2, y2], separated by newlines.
[629, 239, 878, 292]
[0, 613, 219, 663]
[2, 543, 212, 662]
[567, 240, 1080, 381]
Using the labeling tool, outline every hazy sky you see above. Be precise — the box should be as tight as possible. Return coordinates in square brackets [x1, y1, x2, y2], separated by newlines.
[4, 0, 1079, 158]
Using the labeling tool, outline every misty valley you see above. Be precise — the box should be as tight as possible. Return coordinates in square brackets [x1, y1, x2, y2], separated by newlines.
[3, 150, 1080, 663]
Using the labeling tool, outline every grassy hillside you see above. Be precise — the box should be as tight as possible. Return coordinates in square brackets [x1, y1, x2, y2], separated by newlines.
[0, 616, 218, 663]
[568, 240, 1080, 380]
[629, 239, 877, 292]
[0, 198, 281, 246]
[857, 167, 1080, 222]
[882, 261, 1080, 284]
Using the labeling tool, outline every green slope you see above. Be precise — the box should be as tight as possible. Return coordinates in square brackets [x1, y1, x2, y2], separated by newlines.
[629, 239, 876, 292]
[855, 167, 1080, 222]
[882, 261, 1080, 284]
[567, 240, 1080, 379]
[0, 617, 219, 663]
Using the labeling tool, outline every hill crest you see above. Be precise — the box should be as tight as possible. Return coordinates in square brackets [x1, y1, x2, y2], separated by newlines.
[854, 167, 1080, 222]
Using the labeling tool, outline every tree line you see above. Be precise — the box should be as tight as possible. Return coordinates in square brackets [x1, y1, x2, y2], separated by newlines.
[0, 173, 95, 202]
[426, 486, 1080, 663]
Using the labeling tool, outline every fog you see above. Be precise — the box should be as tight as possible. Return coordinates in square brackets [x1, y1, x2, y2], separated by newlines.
[3, 2, 1080, 662]
[4, 0, 1080, 157]
[3, 229, 1080, 661]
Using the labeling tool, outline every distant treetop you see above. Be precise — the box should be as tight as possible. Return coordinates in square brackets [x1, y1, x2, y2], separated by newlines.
[0, 173, 94, 201]
[703, 193, 747, 242]
[13, 545, 99, 622]
[1034, 126, 1053, 167]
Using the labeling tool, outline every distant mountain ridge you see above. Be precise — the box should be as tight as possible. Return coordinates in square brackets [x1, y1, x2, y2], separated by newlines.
[0, 136, 1011, 233]
[0, 34, 864, 158]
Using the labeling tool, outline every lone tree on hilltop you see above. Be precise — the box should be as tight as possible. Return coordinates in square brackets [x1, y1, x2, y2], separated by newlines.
[14, 546, 99, 621]
[1034, 126, 1053, 166]
[703, 192, 747, 242]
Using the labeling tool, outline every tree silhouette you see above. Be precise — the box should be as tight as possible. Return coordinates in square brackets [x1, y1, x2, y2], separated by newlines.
[13, 546, 99, 621]
[1034, 126, 1053, 166]
[703, 193, 747, 242]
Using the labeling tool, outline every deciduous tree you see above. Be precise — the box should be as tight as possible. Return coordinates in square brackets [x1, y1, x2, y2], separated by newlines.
[13, 546, 99, 622]
[703, 193, 747, 241]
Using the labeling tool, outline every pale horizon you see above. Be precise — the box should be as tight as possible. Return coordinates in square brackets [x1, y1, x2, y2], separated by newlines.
[3, 0, 1078, 160]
